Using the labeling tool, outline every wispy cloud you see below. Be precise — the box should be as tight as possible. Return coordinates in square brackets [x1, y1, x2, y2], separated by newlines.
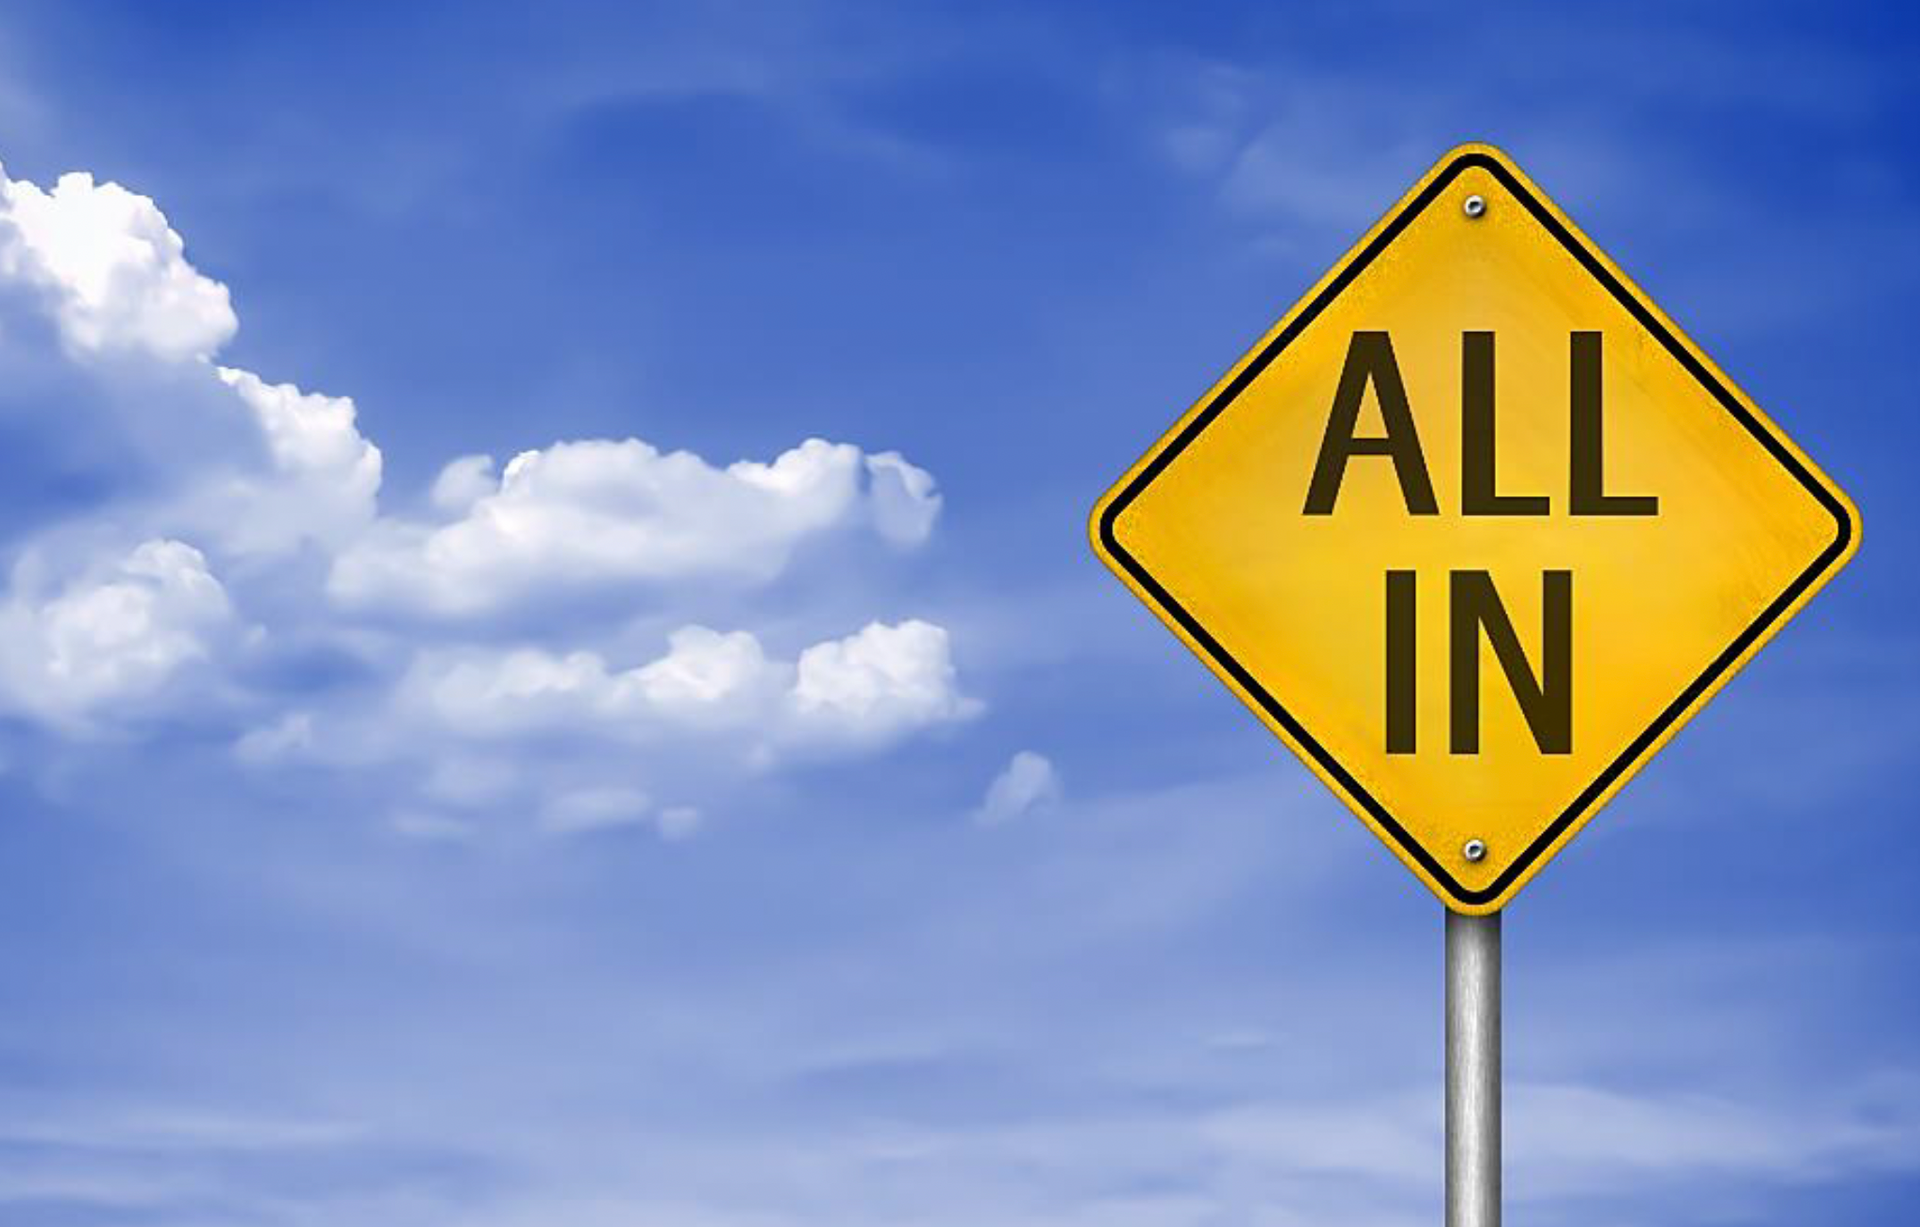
[975, 749, 1062, 825]
[10, 1068, 1915, 1226]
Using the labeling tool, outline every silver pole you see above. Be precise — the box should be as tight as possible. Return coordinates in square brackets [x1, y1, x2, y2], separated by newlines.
[1446, 909, 1501, 1227]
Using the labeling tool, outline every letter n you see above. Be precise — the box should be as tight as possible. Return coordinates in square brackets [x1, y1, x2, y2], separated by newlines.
[1449, 570, 1572, 755]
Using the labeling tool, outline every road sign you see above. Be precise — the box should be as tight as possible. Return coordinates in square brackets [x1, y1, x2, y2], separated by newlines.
[1090, 143, 1858, 914]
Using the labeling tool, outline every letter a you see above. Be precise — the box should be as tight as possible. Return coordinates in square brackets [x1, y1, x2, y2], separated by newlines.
[1304, 332, 1439, 515]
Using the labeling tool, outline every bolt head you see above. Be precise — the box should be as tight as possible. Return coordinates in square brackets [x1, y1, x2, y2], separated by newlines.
[1462, 838, 1488, 863]
[1463, 193, 1487, 219]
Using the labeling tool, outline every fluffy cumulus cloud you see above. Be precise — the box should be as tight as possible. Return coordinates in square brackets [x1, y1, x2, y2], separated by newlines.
[0, 165, 236, 361]
[398, 619, 973, 750]
[205, 367, 383, 554]
[330, 438, 938, 616]
[790, 620, 976, 743]
[399, 629, 774, 741]
[0, 159, 384, 564]
[0, 159, 966, 831]
[0, 539, 236, 726]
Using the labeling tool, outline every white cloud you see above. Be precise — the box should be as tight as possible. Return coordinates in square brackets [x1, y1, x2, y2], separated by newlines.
[429, 453, 498, 514]
[195, 367, 383, 555]
[400, 619, 974, 751]
[400, 647, 652, 740]
[0, 166, 236, 361]
[633, 626, 780, 727]
[976, 750, 1062, 825]
[789, 620, 979, 743]
[0, 539, 235, 725]
[400, 630, 768, 741]
[864, 451, 941, 546]
[329, 437, 940, 616]
[0, 164, 384, 567]
[0, 157, 965, 829]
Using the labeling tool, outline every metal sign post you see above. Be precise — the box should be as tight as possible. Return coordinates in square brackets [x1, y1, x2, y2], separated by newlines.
[1446, 910, 1500, 1227]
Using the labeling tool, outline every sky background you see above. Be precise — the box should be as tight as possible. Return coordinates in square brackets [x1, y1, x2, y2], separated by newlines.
[0, 2, 1914, 1224]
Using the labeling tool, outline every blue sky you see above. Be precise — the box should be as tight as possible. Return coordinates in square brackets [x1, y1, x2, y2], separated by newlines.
[0, 2, 1914, 1224]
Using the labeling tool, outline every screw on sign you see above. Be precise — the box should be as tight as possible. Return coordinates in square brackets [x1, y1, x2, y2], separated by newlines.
[1088, 144, 1858, 1227]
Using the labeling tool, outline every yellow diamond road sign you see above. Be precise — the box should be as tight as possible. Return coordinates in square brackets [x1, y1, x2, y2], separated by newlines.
[1091, 144, 1859, 914]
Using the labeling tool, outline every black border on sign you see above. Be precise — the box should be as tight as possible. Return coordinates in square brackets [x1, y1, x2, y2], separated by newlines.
[1095, 151, 1855, 909]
